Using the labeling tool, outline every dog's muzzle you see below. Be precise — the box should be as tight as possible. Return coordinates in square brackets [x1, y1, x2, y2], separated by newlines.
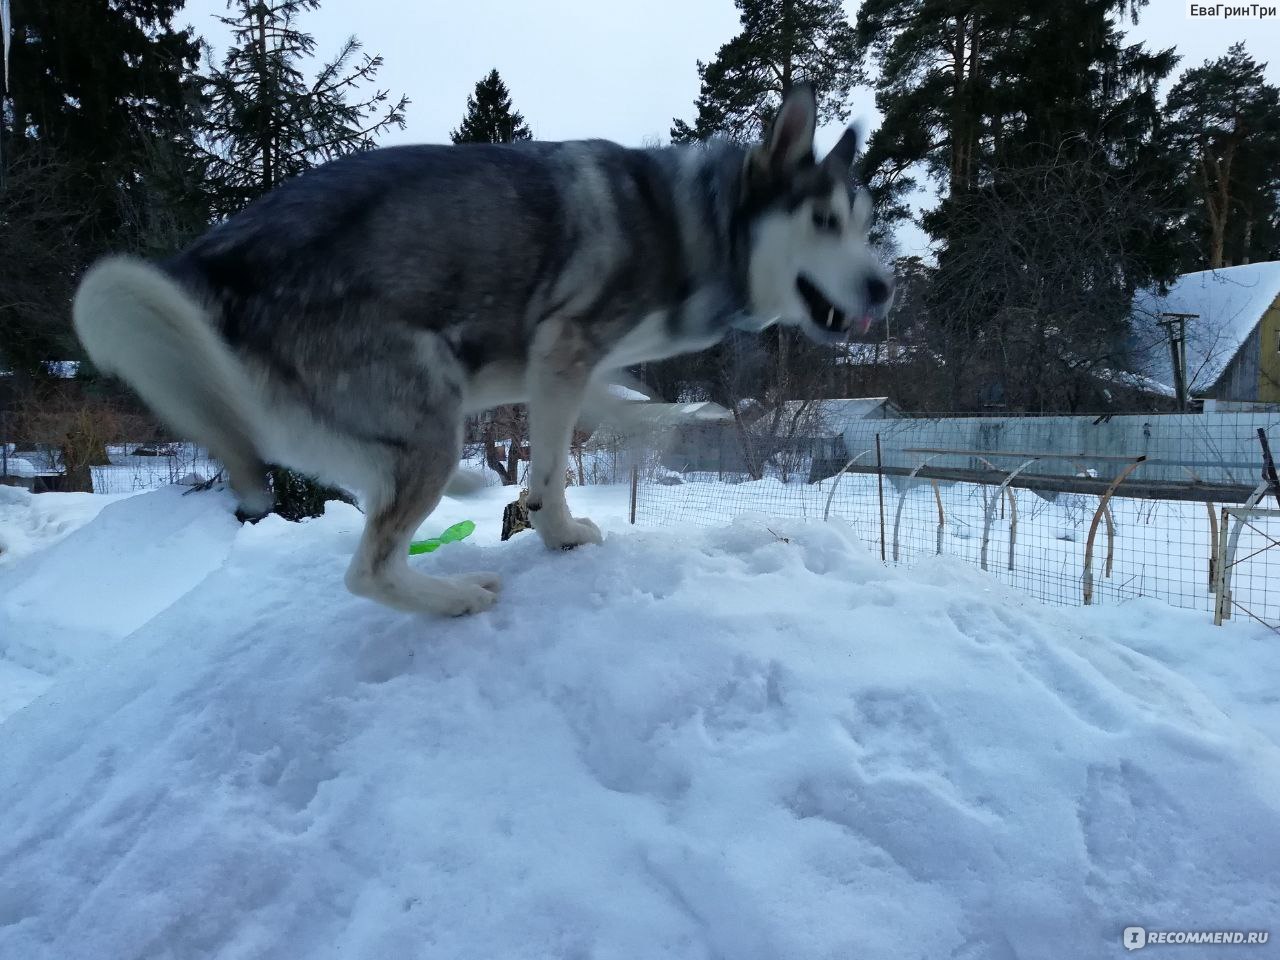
[796, 274, 891, 343]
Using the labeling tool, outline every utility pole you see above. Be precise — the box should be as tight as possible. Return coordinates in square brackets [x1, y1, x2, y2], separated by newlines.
[1158, 312, 1197, 411]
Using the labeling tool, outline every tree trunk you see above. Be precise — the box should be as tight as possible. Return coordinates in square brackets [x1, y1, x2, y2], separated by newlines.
[506, 440, 519, 484]
[1201, 141, 1235, 270]
[257, 8, 273, 190]
[949, 15, 969, 196]
[59, 443, 94, 493]
[483, 420, 516, 485]
[1208, 212, 1226, 270]
[729, 407, 764, 481]
[776, 0, 795, 398]
[781, 0, 793, 92]
[965, 26, 980, 187]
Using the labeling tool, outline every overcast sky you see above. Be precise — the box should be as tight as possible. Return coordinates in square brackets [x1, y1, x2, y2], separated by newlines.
[180, 0, 1280, 256]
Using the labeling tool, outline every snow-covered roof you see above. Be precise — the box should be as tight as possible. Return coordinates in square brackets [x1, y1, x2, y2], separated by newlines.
[606, 383, 650, 402]
[777, 397, 901, 431]
[1131, 262, 1280, 394]
[625, 401, 734, 425]
[1091, 366, 1176, 399]
[0, 458, 39, 478]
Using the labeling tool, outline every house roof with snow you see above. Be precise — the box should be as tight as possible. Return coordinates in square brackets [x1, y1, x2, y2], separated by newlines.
[0, 457, 39, 478]
[1092, 365, 1177, 399]
[623, 401, 734, 426]
[606, 383, 651, 402]
[1130, 262, 1280, 394]
[777, 397, 902, 433]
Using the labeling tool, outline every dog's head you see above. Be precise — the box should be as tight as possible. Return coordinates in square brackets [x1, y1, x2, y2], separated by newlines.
[736, 85, 893, 344]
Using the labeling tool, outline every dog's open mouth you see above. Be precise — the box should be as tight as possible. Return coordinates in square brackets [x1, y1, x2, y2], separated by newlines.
[796, 275, 873, 338]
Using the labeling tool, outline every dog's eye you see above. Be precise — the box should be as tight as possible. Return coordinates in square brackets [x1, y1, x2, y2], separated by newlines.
[812, 210, 840, 234]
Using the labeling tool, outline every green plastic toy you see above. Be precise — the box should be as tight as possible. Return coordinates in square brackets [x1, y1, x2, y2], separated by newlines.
[409, 520, 476, 555]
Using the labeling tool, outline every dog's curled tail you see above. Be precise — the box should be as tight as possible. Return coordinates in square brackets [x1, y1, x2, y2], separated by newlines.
[73, 256, 273, 514]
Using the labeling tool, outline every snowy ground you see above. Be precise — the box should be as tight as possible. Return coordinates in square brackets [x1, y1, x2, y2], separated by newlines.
[1, 481, 1279, 959]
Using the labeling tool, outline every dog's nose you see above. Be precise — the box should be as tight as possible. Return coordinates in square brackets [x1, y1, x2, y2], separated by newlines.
[865, 275, 892, 309]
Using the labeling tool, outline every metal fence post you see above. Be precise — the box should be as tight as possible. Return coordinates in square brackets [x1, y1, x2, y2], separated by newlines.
[875, 433, 886, 562]
[629, 463, 638, 525]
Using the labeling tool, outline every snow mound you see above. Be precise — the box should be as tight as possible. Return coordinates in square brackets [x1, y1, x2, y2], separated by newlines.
[0, 486, 1278, 959]
[0, 484, 139, 565]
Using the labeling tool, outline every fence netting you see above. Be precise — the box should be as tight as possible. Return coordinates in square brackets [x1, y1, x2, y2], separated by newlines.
[634, 412, 1280, 629]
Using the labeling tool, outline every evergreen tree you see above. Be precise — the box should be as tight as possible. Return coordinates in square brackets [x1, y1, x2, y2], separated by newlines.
[0, 0, 201, 373]
[670, 0, 858, 144]
[855, 0, 1174, 220]
[1162, 43, 1280, 269]
[856, 0, 1179, 411]
[451, 70, 532, 144]
[200, 0, 408, 218]
[198, 0, 408, 518]
[854, 0, 1010, 205]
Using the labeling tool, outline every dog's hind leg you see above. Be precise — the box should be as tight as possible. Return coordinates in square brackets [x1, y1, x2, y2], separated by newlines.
[525, 317, 604, 550]
[344, 433, 501, 617]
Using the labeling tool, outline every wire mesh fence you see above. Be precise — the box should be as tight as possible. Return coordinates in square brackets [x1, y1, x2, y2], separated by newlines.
[1214, 507, 1280, 631]
[88, 443, 221, 494]
[1, 439, 220, 495]
[634, 411, 1280, 630]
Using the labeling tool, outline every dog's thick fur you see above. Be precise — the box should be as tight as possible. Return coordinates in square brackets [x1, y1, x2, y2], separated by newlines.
[73, 85, 892, 616]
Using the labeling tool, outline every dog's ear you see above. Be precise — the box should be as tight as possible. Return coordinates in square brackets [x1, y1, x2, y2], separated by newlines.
[748, 84, 817, 181]
[822, 125, 860, 172]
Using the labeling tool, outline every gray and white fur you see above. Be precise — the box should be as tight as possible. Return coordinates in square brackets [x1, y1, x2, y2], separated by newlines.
[73, 85, 893, 617]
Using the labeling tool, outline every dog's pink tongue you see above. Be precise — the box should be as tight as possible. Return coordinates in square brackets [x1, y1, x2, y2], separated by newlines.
[858, 313, 874, 335]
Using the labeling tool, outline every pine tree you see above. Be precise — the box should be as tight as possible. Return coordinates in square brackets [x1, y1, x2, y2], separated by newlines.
[856, 0, 1179, 411]
[198, 0, 408, 519]
[670, 0, 858, 144]
[853, 0, 1011, 206]
[1163, 43, 1280, 269]
[0, 0, 201, 374]
[856, 0, 1175, 217]
[451, 70, 532, 144]
[200, 0, 409, 218]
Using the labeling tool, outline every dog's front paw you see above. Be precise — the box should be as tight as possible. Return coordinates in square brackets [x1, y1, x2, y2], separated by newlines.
[436, 580, 500, 617]
[457, 570, 503, 593]
[539, 516, 603, 551]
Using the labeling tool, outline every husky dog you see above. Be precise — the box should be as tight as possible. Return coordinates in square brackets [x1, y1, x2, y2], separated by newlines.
[73, 84, 892, 617]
